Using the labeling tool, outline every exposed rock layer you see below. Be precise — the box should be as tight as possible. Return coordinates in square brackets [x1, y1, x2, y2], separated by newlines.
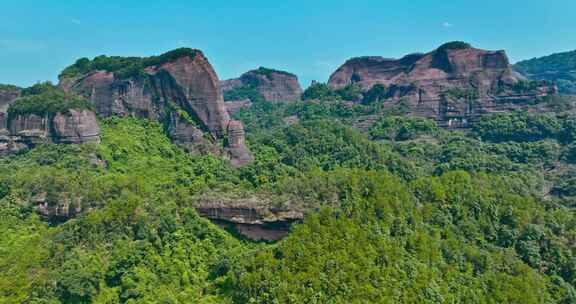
[221, 68, 302, 103]
[59, 50, 252, 166]
[0, 110, 100, 155]
[194, 194, 304, 241]
[328, 44, 556, 128]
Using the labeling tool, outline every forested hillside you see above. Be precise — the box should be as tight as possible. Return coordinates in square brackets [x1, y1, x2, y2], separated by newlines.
[1, 43, 576, 303]
[515, 50, 576, 95]
[0, 92, 575, 302]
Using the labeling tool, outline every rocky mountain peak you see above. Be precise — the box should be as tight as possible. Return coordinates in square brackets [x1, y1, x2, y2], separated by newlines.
[221, 67, 302, 103]
[59, 48, 253, 167]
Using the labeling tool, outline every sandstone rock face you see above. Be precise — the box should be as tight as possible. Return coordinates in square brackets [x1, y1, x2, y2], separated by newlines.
[221, 67, 302, 103]
[0, 110, 101, 156]
[52, 110, 101, 144]
[328, 43, 555, 128]
[194, 194, 303, 241]
[60, 49, 252, 166]
[0, 85, 21, 135]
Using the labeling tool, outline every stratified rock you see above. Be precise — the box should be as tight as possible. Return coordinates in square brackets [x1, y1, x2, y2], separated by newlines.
[59, 48, 252, 166]
[221, 67, 302, 102]
[3, 110, 100, 152]
[328, 42, 556, 128]
[194, 193, 303, 241]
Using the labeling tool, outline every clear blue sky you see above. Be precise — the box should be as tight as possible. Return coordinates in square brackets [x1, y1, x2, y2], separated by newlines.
[1, 0, 574, 88]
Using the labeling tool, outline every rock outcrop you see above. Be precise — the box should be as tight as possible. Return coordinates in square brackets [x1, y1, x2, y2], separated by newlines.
[0, 110, 100, 155]
[59, 49, 252, 166]
[1, 84, 101, 155]
[328, 42, 556, 128]
[0, 85, 21, 137]
[221, 67, 302, 103]
[514, 50, 576, 95]
[194, 193, 304, 241]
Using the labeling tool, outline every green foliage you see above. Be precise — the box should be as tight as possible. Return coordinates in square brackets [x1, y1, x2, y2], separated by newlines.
[302, 82, 337, 100]
[514, 50, 576, 95]
[252, 67, 295, 80]
[363, 84, 388, 104]
[223, 85, 264, 102]
[59, 48, 200, 79]
[437, 41, 473, 51]
[473, 111, 564, 142]
[227, 170, 576, 303]
[2, 83, 576, 303]
[334, 84, 363, 101]
[7, 82, 94, 117]
[370, 116, 439, 141]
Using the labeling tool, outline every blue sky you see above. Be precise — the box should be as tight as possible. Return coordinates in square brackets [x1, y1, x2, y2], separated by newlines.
[1, 0, 574, 87]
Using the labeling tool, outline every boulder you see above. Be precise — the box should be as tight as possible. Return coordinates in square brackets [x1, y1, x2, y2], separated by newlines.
[221, 67, 302, 102]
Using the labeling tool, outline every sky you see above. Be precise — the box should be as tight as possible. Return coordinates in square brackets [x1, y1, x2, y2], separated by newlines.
[0, 0, 575, 88]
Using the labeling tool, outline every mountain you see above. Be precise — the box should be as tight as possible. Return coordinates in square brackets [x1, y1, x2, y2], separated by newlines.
[326, 42, 556, 128]
[58, 48, 253, 167]
[514, 50, 576, 95]
[221, 67, 302, 103]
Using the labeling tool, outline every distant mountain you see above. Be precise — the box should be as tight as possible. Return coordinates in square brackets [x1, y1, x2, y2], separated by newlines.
[327, 41, 555, 129]
[221, 67, 303, 103]
[514, 50, 576, 95]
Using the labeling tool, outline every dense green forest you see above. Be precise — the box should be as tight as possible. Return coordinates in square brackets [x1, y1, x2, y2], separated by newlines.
[1, 85, 576, 303]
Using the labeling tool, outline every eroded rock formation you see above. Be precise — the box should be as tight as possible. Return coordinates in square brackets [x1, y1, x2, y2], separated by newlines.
[328, 42, 556, 128]
[59, 49, 253, 166]
[0, 110, 100, 155]
[221, 67, 302, 103]
[194, 193, 304, 241]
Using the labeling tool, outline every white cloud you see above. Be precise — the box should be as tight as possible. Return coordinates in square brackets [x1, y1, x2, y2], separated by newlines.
[442, 22, 453, 28]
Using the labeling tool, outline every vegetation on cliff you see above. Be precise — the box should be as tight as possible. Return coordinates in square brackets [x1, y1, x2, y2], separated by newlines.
[59, 48, 200, 79]
[7, 82, 94, 117]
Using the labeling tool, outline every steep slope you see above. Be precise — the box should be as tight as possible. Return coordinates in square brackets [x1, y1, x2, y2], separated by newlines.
[514, 50, 576, 95]
[221, 67, 302, 103]
[59, 48, 253, 166]
[328, 42, 555, 128]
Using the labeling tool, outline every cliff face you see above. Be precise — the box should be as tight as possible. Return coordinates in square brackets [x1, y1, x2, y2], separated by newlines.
[0, 110, 100, 155]
[328, 43, 556, 128]
[59, 49, 252, 166]
[221, 67, 302, 103]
